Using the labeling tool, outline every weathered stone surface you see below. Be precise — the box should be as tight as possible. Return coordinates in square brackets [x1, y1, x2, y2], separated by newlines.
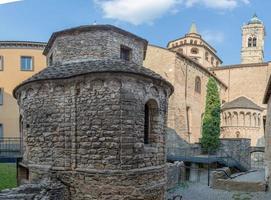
[0, 178, 69, 200]
[12, 25, 173, 200]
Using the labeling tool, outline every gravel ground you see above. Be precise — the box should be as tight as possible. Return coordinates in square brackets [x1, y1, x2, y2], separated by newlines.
[167, 182, 271, 200]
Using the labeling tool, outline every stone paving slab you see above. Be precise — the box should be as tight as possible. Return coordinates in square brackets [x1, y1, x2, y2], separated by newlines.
[167, 182, 271, 200]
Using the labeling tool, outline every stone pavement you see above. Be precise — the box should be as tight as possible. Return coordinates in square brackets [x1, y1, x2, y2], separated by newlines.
[167, 182, 271, 200]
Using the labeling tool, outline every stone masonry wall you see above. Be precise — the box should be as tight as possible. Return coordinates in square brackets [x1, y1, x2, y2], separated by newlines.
[144, 45, 227, 143]
[48, 29, 146, 66]
[17, 72, 171, 200]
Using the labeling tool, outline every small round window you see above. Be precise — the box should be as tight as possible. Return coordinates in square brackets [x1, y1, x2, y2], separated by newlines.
[191, 48, 199, 54]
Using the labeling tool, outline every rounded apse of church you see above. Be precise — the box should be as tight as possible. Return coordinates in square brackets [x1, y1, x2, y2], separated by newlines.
[13, 25, 173, 200]
[220, 96, 264, 145]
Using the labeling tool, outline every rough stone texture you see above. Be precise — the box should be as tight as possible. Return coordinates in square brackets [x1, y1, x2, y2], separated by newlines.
[0, 178, 70, 200]
[12, 25, 173, 200]
[218, 139, 251, 170]
[44, 25, 147, 66]
[166, 161, 185, 190]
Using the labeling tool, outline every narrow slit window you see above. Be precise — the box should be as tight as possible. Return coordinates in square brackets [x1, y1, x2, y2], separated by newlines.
[144, 104, 150, 144]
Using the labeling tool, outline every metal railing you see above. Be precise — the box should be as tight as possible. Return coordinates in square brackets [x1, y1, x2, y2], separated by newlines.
[0, 137, 22, 158]
[167, 145, 250, 172]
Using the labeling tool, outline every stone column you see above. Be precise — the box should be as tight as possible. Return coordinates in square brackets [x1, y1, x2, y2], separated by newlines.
[189, 163, 199, 182]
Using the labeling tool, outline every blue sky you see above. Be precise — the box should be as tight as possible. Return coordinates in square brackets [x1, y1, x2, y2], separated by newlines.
[0, 0, 270, 65]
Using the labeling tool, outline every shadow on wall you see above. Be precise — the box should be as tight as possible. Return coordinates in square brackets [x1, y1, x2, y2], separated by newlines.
[166, 127, 190, 148]
[256, 136, 265, 147]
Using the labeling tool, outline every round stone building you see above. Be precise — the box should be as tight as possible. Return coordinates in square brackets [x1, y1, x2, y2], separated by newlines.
[14, 25, 173, 199]
[221, 96, 264, 146]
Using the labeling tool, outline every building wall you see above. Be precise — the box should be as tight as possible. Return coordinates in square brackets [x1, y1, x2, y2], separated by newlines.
[212, 64, 271, 146]
[144, 45, 226, 143]
[0, 46, 46, 137]
[212, 64, 270, 107]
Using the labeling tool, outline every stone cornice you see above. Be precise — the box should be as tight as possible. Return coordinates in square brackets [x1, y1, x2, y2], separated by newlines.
[0, 41, 47, 50]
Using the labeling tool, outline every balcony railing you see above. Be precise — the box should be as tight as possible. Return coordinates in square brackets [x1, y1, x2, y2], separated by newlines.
[0, 137, 22, 158]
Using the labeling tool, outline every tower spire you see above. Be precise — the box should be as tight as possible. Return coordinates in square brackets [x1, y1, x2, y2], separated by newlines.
[189, 22, 198, 34]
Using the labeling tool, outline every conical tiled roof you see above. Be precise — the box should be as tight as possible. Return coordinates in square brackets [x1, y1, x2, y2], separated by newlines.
[222, 96, 264, 111]
[189, 22, 198, 34]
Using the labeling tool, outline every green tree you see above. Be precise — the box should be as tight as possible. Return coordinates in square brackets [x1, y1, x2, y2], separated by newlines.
[201, 77, 221, 153]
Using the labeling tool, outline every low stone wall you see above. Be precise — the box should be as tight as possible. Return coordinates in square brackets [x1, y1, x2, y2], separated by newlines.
[218, 139, 251, 170]
[166, 161, 185, 190]
[0, 178, 70, 200]
[210, 168, 266, 192]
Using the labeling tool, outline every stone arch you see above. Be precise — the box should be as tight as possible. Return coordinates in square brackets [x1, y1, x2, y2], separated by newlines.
[248, 37, 252, 47]
[257, 113, 261, 127]
[232, 112, 238, 126]
[191, 47, 199, 54]
[240, 112, 245, 126]
[195, 76, 201, 94]
[253, 37, 257, 47]
[144, 99, 159, 144]
[245, 112, 251, 127]
[221, 113, 226, 126]
[252, 113, 257, 127]
[227, 112, 232, 126]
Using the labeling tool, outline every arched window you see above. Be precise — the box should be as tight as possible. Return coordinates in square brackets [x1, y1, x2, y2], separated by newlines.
[195, 76, 201, 94]
[253, 37, 257, 47]
[211, 57, 214, 65]
[248, 37, 252, 47]
[194, 40, 198, 45]
[144, 100, 158, 144]
[191, 48, 199, 54]
[190, 40, 193, 44]
[178, 48, 183, 54]
[205, 52, 209, 61]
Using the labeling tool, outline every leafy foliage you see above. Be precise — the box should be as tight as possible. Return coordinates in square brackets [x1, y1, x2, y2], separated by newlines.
[201, 77, 221, 152]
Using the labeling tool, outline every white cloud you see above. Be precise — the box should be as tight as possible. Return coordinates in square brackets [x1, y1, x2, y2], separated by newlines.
[185, 0, 249, 10]
[0, 0, 22, 4]
[95, 0, 249, 25]
[95, 0, 181, 25]
[202, 30, 225, 45]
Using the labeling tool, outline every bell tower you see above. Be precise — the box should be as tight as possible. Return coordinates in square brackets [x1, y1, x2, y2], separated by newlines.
[241, 14, 265, 64]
